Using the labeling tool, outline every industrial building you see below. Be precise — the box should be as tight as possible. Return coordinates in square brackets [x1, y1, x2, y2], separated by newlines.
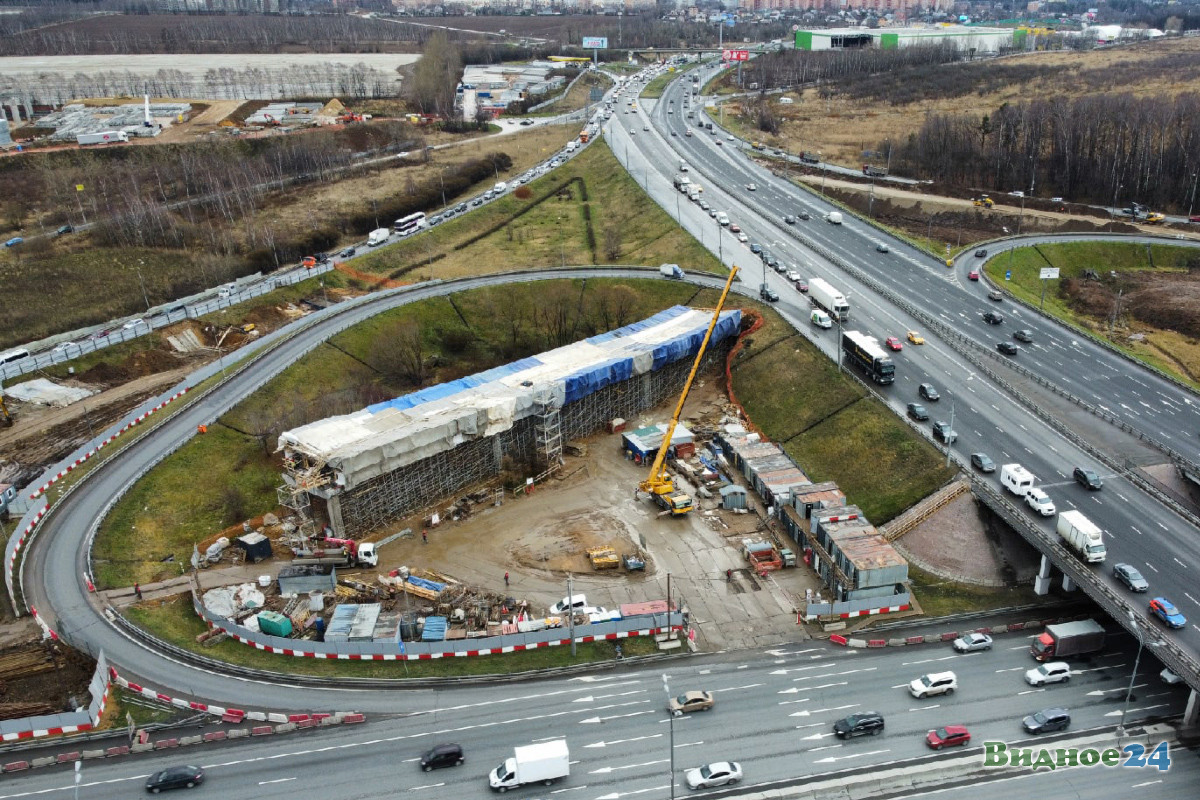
[794, 25, 1022, 53]
[278, 305, 742, 539]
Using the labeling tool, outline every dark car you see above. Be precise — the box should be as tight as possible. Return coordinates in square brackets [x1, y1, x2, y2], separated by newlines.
[796, 280, 809, 293]
[1113, 563, 1149, 592]
[997, 341, 1019, 355]
[314, 252, 329, 263]
[766, 256, 779, 269]
[1013, 329, 1033, 343]
[970, 453, 996, 473]
[919, 383, 940, 401]
[833, 712, 884, 739]
[759, 285, 779, 302]
[454, 203, 468, 213]
[420, 743, 464, 772]
[988, 289, 1004, 302]
[1073, 467, 1102, 490]
[56, 224, 74, 235]
[750, 243, 763, 255]
[982, 311, 1004, 325]
[340, 247, 356, 258]
[145, 765, 204, 793]
[799, 211, 811, 220]
[1022, 707, 1070, 735]
[932, 421, 957, 444]
[974, 249, 988, 258]
[907, 403, 929, 421]
[519, 119, 535, 126]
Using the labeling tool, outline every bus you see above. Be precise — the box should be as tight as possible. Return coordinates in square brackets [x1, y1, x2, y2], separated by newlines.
[0, 348, 30, 366]
[394, 212, 427, 237]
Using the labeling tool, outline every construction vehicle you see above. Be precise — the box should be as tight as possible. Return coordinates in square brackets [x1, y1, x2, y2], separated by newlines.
[1144, 212, 1166, 224]
[743, 540, 783, 572]
[623, 552, 646, 571]
[587, 546, 620, 570]
[973, 195, 994, 208]
[291, 537, 378, 567]
[0, 395, 12, 428]
[637, 266, 739, 517]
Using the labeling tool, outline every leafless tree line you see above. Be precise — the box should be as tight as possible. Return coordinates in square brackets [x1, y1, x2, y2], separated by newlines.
[745, 43, 966, 94]
[897, 93, 1200, 211]
[1, 63, 401, 104]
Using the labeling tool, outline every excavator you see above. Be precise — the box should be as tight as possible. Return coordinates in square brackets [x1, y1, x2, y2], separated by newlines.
[638, 266, 739, 516]
[973, 195, 994, 209]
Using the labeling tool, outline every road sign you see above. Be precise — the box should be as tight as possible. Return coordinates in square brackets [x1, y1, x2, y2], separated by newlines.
[1006, 270, 1012, 281]
[590, 88, 604, 102]
[1039, 267, 1060, 280]
[722, 49, 750, 61]
[582, 36, 608, 49]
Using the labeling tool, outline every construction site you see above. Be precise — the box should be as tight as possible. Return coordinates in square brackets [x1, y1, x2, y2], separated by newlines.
[169, 273, 919, 656]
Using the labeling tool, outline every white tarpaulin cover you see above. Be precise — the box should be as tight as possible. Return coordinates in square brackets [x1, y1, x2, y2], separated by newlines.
[278, 305, 741, 489]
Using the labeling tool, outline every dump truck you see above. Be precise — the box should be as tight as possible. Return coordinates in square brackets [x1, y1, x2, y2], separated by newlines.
[1030, 619, 1106, 661]
[1056, 510, 1107, 563]
[291, 538, 378, 568]
[744, 540, 783, 572]
[490, 739, 570, 792]
[973, 195, 994, 208]
[808, 278, 850, 321]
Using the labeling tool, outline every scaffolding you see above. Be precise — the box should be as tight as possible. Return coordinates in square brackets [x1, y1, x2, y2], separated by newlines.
[534, 396, 563, 471]
[277, 451, 326, 547]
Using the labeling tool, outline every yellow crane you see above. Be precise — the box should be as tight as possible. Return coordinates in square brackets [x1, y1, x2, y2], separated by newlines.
[638, 266, 740, 515]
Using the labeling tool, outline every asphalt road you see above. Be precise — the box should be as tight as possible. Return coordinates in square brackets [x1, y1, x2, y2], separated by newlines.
[600, 67, 1200, 680]
[0, 632, 1190, 799]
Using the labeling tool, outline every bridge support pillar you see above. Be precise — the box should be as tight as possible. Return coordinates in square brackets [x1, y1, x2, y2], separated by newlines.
[1183, 689, 1200, 729]
[1061, 574, 1075, 592]
[1033, 554, 1053, 595]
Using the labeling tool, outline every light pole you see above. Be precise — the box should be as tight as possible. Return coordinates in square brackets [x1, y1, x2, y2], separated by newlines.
[1118, 613, 1159, 743]
[1110, 182, 1123, 231]
[439, 169, 447, 210]
[135, 259, 151, 311]
[1188, 172, 1198, 219]
[663, 673, 676, 800]
[1017, 194, 1027, 236]
[819, 152, 826, 194]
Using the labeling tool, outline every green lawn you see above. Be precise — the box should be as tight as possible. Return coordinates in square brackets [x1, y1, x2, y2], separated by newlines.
[907, 564, 1047, 618]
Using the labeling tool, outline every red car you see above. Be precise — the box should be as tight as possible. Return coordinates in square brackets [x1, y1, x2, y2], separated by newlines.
[1190, 215, 1200, 223]
[729, 224, 742, 233]
[967, 270, 980, 281]
[885, 336, 903, 351]
[796, 280, 809, 293]
[926, 725, 971, 750]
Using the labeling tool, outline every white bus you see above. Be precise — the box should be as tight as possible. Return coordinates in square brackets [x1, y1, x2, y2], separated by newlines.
[393, 212, 427, 237]
[0, 348, 30, 366]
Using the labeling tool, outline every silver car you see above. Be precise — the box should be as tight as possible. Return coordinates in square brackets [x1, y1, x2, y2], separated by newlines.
[685, 761, 742, 789]
[952, 632, 992, 653]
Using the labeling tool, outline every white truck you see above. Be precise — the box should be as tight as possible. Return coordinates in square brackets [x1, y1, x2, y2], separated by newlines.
[715, 212, 729, 226]
[77, 131, 129, 146]
[368, 228, 390, 247]
[810, 309, 832, 329]
[825, 211, 843, 225]
[1000, 463, 1035, 496]
[659, 263, 685, 279]
[808, 277, 850, 322]
[490, 739, 570, 792]
[1056, 510, 1106, 563]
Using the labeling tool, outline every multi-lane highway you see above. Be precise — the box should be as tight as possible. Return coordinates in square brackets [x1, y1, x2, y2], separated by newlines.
[600, 63, 1200, 682]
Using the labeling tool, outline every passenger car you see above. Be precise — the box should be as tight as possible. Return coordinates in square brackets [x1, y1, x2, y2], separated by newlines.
[685, 762, 742, 789]
[952, 632, 992, 652]
[1113, 563, 1149, 592]
[1025, 662, 1071, 686]
[736, 232, 748, 242]
[1013, 329, 1034, 343]
[988, 289, 1004, 302]
[56, 225, 74, 235]
[919, 383, 940, 401]
[833, 712, 884, 738]
[907, 331, 925, 345]
[909, 671, 957, 699]
[907, 403, 929, 421]
[729, 224, 741, 233]
[784, 214, 796, 224]
[932, 421, 957, 444]
[759, 285, 779, 302]
[1150, 597, 1187, 629]
[145, 765, 205, 793]
[1025, 488, 1056, 517]
[796, 280, 809, 293]
[746, 183, 757, 191]
[421, 743, 464, 771]
[668, 690, 715, 716]
[974, 249, 988, 258]
[799, 211, 811, 220]
[970, 453, 995, 473]
[1023, 707, 1070, 734]
[4, 237, 23, 247]
[750, 243, 763, 254]
[876, 243, 890, 253]
[885, 336, 902, 351]
[926, 726, 971, 750]
[997, 341, 1019, 355]
[1073, 467, 1103, 490]
[982, 311, 1004, 325]
[968, 270, 980, 280]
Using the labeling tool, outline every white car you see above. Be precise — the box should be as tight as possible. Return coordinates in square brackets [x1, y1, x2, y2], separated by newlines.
[786, 270, 801, 282]
[1025, 661, 1071, 686]
[746, 183, 757, 191]
[735, 232, 748, 243]
[122, 318, 145, 331]
[726, 134, 735, 141]
[685, 761, 742, 789]
[909, 671, 957, 699]
[1025, 488, 1056, 517]
[1161, 668, 1183, 685]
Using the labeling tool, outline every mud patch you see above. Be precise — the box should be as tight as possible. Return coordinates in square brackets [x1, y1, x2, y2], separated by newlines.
[511, 511, 645, 575]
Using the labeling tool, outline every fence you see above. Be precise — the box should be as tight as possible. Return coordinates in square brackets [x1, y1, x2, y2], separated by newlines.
[0, 651, 109, 743]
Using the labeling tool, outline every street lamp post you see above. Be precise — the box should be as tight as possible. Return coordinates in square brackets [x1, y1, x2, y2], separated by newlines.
[663, 674, 676, 800]
[439, 169, 447, 210]
[1119, 613, 1159, 743]
[819, 153, 826, 194]
[1110, 182, 1123, 231]
[1189, 173, 1198, 220]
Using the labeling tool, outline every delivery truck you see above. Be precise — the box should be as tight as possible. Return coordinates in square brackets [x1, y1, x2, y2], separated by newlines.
[1056, 509, 1107, 563]
[490, 739, 570, 792]
[659, 264, 684, 279]
[1030, 619, 1106, 661]
[77, 131, 129, 146]
[808, 278, 850, 321]
[810, 309, 832, 329]
[368, 228, 390, 247]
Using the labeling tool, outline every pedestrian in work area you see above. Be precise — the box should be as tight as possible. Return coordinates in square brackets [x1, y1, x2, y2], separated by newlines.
[504, 571, 510, 587]
[422, 530, 428, 544]
[726, 569, 732, 583]
[134, 583, 143, 600]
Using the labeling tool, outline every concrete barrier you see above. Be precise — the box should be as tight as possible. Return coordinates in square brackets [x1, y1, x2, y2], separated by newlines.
[847, 638, 868, 648]
[105, 746, 129, 757]
[889, 638, 908, 647]
[251, 726, 273, 736]
[297, 719, 318, 729]
[154, 738, 178, 749]
[203, 732, 227, 742]
[31, 757, 56, 768]
[829, 634, 848, 646]
[131, 742, 154, 753]
[55, 752, 80, 763]
[267, 713, 289, 724]
[245, 711, 267, 722]
[82, 750, 104, 760]
[274, 723, 297, 733]
[179, 736, 202, 746]
[867, 639, 886, 648]
[3, 761, 29, 772]
[228, 729, 249, 739]
[342, 713, 365, 724]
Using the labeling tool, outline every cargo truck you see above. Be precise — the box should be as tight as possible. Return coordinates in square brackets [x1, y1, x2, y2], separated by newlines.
[659, 264, 685, 279]
[808, 278, 850, 321]
[1030, 619, 1106, 661]
[490, 739, 570, 792]
[368, 228, 390, 246]
[291, 538, 378, 568]
[841, 330, 895, 385]
[863, 165, 888, 177]
[1056, 510, 1107, 563]
[77, 131, 129, 146]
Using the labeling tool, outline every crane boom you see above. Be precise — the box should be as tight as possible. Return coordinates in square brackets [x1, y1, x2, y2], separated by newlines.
[639, 267, 740, 508]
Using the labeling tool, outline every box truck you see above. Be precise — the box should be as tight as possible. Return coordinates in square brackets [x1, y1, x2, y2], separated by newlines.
[825, 211, 843, 225]
[659, 264, 685, 279]
[77, 131, 129, 146]
[368, 228, 390, 247]
[489, 739, 569, 792]
[1030, 619, 1106, 661]
[1000, 463, 1035, 496]
[808, 278, 850, 321]
[1056, 510, 1106, 563]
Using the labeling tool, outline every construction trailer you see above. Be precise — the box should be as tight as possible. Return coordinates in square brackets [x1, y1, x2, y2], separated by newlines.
[278, 305, 742, 538]
[805, 506, 908, 602]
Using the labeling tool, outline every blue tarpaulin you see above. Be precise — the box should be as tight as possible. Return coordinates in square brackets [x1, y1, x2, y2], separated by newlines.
[421, 616, 448, 641]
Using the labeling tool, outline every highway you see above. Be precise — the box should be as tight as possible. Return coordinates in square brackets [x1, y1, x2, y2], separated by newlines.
[0, 636, 1190, 799]
[601, 62, 1200, 678]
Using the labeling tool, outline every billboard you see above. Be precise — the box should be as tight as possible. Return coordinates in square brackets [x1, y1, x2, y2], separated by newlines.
[722, 49, 750, 61]
[582, 37, 608, 49]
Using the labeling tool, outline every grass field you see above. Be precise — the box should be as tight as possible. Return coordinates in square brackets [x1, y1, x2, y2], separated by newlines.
[906, 564, 1044, 618]
[537, 70, 613, 116]
[125, 593, 656, 678]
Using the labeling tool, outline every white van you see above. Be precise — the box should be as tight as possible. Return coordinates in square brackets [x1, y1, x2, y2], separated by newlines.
[494, 181, 507, 193]
[715, 212, 729, 226]
[810, 309, 832, 329]
[1000, 463, 1036, 496]
[565, 141, 578, 152]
